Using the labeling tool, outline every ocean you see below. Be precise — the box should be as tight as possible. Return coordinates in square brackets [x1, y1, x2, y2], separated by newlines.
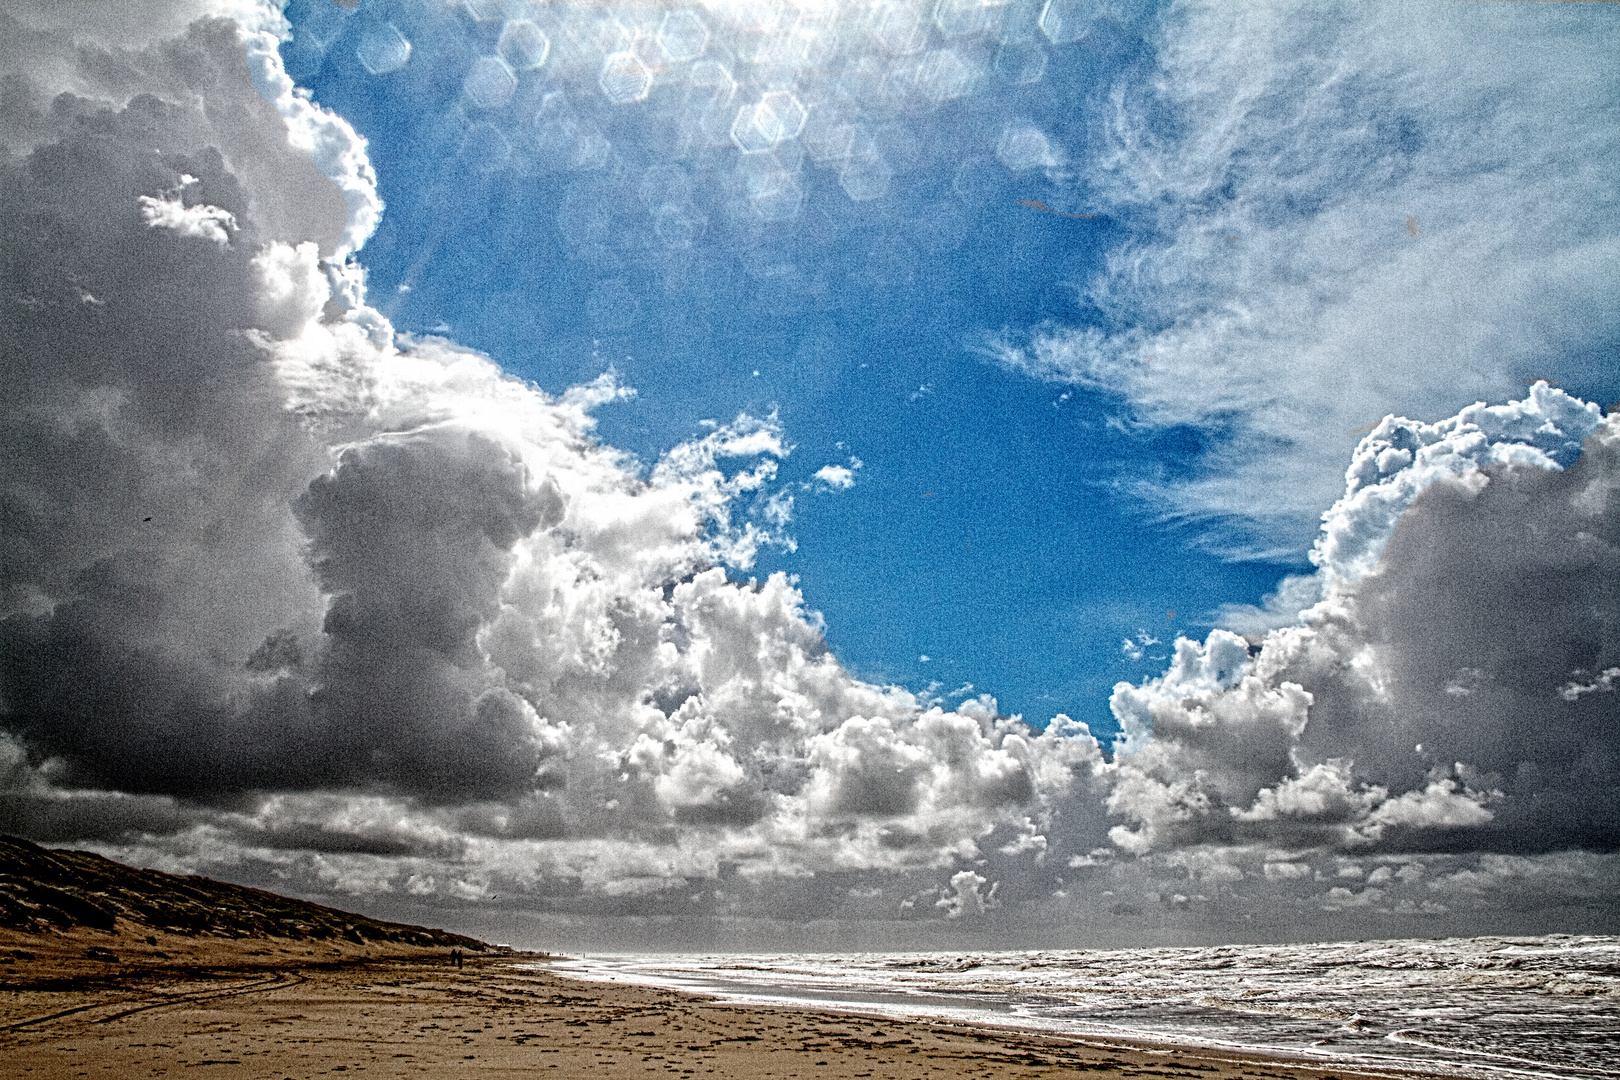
[543, 935, 1619, 1080]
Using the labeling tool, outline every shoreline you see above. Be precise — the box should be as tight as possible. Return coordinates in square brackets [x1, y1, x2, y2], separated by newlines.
[1, 934, 1489, 1080]
[538, 964, 1540, 1080]
[538, 957, 1595, 1080]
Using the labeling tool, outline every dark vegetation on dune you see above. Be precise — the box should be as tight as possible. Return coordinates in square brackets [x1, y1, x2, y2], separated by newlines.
[0, 835, 485, 950]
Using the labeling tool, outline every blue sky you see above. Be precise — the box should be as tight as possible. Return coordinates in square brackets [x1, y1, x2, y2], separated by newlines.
[275, 0, 1618, 738]
[274, 0, 1312, 734]
[3, 0, 1617, 947]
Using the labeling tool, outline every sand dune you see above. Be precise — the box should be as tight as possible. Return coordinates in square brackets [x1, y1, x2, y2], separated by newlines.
[0, 836, 483, 955]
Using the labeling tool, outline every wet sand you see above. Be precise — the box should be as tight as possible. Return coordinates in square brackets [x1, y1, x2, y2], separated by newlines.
[2, 932, 1459, 1080]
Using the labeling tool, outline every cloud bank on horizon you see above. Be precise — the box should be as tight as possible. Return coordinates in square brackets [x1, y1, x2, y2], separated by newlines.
[1, 0, 1616, 947]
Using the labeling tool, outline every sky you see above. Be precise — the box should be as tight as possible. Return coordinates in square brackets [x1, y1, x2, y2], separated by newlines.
[1, 0, 1617, 952]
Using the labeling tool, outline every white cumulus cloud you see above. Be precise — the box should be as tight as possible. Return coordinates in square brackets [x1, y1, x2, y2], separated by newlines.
[138, 177, 238, 246]
[814, 464, 857, 490]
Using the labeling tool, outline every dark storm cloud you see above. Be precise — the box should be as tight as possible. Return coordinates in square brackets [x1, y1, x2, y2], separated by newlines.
[1320, 432, 1620, 851]
[0, 10, 351, 253]
[1107, 414, 1620, 860]
[0, 12, 573, 804]
[0, 15, 445, 799]
[0, 789, 203, 845]
[0, 28, 334, 796]
[295, 430, 567, 800]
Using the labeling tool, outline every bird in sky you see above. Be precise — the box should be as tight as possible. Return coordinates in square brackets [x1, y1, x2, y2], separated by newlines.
[1017, 200, 1100, 220]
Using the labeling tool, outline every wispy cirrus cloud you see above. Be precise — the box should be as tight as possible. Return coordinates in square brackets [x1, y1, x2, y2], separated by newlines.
[995, 0, 1620, 555]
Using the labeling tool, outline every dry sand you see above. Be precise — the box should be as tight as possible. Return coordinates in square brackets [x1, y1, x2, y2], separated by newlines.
[2, 930, 1460, 1080]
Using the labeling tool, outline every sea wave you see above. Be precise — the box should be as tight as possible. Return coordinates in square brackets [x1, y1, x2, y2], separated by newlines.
[540, 935, 1620, 1080]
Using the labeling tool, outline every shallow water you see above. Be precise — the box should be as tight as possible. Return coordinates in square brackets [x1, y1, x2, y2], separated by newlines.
[543, 935, 1620, 1080]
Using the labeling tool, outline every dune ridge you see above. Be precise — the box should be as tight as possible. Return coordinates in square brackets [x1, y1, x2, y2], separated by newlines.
[0, 835, 484, 979]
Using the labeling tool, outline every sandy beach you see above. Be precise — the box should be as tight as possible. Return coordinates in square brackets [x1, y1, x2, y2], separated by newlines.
[1, 932, 1465, 1080]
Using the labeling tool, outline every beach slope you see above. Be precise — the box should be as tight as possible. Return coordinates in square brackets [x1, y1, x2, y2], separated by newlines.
[1, 838, 1453, 1079]
[5, 950, 1447, 1080]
